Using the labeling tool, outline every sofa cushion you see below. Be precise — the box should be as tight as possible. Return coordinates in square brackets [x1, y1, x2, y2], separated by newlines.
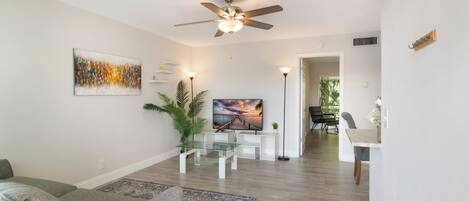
[0, 182, 61, 201]
[1, 177, 77, 197]
[0, 159, 14, 179]
[60, 189, 144, 201]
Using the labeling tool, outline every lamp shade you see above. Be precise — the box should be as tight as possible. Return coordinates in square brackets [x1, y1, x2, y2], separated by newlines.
[218, 19, 243, 33]
[279, 67, 292, 74]
[187, 71, 197, 78]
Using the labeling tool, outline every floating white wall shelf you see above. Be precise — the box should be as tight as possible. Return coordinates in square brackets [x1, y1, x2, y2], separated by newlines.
[155, 70, 174, 74]
[161, 62, 179, 67]
[150, 61, 178, 85]
[148, 79, 168, 84]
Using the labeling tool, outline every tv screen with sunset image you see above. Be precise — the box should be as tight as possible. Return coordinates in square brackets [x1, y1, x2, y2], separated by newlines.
[213, 99, 263, 131]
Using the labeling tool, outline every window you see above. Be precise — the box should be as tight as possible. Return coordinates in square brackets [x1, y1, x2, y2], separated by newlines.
[319, 76, 340, 115]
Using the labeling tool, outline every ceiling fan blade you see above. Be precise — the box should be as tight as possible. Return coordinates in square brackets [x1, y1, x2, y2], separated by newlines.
[243, 19, 274, 30]
[201, 2, 227, 17]
[214, 29, 224, 37]
[242, 5, 283, 18]
[174, 19, 218, 27]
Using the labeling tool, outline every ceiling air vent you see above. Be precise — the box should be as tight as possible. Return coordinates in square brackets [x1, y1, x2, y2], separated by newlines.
[353, 37, 378, 46]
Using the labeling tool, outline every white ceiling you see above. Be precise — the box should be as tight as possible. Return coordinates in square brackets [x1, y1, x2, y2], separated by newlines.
[58, 0, 382, 47]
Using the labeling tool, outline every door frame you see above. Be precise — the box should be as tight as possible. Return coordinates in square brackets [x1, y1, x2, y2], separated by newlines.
[297, 52, 345, 158]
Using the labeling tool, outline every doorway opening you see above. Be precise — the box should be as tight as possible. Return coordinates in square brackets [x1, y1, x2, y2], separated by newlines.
[298, 53, 343, 158]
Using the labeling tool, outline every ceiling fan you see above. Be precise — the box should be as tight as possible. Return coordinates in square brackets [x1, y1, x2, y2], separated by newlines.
[174, 0, 283, 37]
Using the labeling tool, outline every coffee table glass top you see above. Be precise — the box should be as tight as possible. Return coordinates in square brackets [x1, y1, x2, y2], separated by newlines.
[177, 141, 239, 151]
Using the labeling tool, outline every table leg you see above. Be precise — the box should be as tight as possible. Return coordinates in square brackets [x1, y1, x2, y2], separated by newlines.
[231, 151, 237, 170]
[179, 153, 186, 174]
[195, 149, 200, 166]
[219, 157, 226, 179]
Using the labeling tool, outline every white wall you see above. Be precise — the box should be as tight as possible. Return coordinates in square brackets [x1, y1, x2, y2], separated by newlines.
[379, 0, 469, 200]
[192, 32, 381, 159]
[300, 59, 311, 154]
[307, 61, 340, 107]
[0, 0, 191, 185]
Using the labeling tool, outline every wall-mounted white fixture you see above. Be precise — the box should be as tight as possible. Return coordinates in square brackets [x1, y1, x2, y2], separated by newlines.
[383, 108, 389, 129]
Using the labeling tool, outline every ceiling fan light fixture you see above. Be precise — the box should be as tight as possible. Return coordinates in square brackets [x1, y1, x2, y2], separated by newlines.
[176, 2, 283, 37]
[218, 19, 243, 33]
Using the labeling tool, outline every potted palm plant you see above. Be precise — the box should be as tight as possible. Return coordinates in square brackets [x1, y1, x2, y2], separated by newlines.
[143, 81, 207, 145]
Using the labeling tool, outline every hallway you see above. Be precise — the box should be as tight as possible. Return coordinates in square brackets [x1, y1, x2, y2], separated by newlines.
[303, 131, 342, 161]
[301, 132, 369, 200]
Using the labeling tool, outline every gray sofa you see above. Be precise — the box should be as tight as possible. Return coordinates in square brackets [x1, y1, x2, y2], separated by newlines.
[0, 159, 181, 201]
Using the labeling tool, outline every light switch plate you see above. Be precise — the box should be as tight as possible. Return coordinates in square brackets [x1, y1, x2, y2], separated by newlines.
[383, 108, 389, 128]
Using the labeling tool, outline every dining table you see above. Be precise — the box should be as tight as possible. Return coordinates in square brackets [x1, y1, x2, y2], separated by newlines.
[345, 129, 383, 201]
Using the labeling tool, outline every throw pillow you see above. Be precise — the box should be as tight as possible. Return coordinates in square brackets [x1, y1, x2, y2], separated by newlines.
[0, 182, 61, 201]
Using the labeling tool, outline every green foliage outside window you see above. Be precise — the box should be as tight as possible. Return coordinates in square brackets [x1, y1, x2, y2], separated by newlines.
[319, 77, 340, 115]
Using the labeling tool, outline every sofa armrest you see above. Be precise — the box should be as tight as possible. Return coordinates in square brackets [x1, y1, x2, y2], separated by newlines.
[0, 159, 14, 179]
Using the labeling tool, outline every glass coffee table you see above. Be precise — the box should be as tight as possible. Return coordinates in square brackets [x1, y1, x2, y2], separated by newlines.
[177, 141, 239, 179]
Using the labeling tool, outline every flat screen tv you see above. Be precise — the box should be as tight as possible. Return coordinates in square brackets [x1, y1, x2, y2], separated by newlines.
[213, 99, 263, 131]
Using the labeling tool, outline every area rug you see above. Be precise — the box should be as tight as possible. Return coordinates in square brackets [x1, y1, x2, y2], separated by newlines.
[97, 178, 256, 201]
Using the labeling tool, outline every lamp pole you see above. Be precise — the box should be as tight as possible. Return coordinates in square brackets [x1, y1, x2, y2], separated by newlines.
[188, 72, 196, 144]
[190, 76, 194, 144]
[278, 67, 291, 161]
[190, 76, 194, 102]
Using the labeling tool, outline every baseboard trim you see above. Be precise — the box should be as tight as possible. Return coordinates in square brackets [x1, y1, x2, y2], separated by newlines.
[339, 153, 355, 162]
[75, 148, 179, 189]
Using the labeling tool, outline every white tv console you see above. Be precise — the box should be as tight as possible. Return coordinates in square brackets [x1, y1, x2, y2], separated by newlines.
[202, 131, 278, 161]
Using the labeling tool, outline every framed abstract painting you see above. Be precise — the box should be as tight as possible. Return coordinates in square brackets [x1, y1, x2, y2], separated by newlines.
[73, 49, 142, 96]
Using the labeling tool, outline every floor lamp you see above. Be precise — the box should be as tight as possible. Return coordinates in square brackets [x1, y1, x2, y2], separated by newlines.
[278, 67, 291, 161]
[187, 71, 197, 144]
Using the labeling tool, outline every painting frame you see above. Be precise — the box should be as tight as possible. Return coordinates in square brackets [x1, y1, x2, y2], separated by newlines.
[73, 48, 142, 96]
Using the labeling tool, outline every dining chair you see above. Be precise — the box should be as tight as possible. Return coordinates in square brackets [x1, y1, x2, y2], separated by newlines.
[309, 106, 326, 131]
[325, 118, 339, 134]
[341, 112, 370, 185]
[309, 106, 335, 133]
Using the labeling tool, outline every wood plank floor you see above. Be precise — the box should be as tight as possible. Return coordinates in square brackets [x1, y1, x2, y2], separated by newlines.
[127, 132, 369, 201]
